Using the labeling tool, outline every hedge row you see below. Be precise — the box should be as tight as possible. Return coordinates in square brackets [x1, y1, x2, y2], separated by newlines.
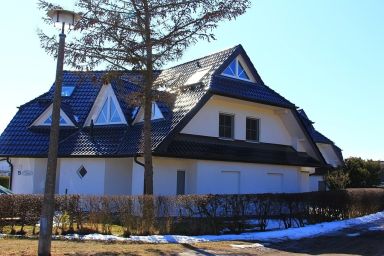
[0, 189, 383, 236]
[0, 176, 9, 188]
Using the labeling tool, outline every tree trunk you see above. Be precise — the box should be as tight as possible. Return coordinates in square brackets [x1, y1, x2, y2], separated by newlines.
[143, 0, 153, 195]
[38, 31, 66, 256]
[141, 0, 155, 234]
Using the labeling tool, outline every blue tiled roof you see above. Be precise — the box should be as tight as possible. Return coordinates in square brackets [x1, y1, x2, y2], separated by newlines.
[297, 109, 343, 164]
[0, 45, 337, 162]
[210, 76, 294, 108]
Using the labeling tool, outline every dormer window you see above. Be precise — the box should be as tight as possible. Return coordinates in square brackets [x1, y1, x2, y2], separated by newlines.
[133, 102, 164, 124]
[43, 115, 68, 125]
[95, 96, 124, 124]
[222, 56, 255, 82]
[61, 86, 75, 97]
[31, 104, 75, 127]
[84, 84, 127, 126]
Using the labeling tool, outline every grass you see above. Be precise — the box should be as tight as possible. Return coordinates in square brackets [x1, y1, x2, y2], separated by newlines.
[0, 238, 185, 256]
[0, 238, 279, 256]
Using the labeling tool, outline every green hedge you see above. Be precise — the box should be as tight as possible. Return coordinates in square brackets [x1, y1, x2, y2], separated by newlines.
[0, 188, 383, 236]
[0, 176, 9, 188]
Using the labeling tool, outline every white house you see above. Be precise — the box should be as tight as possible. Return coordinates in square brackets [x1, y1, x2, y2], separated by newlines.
[0, 45, 343, 195]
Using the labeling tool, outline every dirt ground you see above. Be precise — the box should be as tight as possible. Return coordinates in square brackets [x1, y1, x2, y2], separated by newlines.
[1, 218, 383, 256]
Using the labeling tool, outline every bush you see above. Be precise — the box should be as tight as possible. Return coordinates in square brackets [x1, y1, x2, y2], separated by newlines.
[0, 189, 383, 236]
[325, 170, 350, 190]
[0, 176, 10, 188]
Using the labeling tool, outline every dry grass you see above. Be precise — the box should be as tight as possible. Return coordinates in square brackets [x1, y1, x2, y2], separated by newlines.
[0, 238, 186, 256]
[0, 238, 282, 256]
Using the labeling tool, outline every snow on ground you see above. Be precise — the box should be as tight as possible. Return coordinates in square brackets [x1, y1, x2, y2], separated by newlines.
[346, 232, 360, 237]
[230, 243, 267, 248]
[2, 211, 384, 244]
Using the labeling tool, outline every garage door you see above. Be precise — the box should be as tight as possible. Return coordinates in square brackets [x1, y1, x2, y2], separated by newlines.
[267, 173, 283, 193]
[220, 171, 240, 194]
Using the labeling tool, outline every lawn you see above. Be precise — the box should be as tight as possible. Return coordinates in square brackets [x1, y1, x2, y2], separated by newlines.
[0, 238, 276, 256]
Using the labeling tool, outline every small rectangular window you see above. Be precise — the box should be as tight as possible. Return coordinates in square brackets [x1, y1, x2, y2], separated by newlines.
[61, 86, 75, 97]
[177, 170, 185, 195]
[219, 113, 234, 139]
[246, 117, 260, 141]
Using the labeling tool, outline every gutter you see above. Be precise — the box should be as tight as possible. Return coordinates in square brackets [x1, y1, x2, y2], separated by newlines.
[0, 157, 13, 190]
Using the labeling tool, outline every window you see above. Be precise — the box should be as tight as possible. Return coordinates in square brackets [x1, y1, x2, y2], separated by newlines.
[176, 170, 186, 195]
[61, 86, 75, 97]
[219, 113, 234, 139]
[77, 166, 87, 179]
[133, 102, 164, 123]
[184, 67, 210, 86]
[95, 96, 124, 124]
[222, 58, 250, 81]
[43, 115, 68, 125]
[246, 117, 260, 141]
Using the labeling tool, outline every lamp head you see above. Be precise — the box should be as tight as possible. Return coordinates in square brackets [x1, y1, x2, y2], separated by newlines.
[47, 9, 80, 32]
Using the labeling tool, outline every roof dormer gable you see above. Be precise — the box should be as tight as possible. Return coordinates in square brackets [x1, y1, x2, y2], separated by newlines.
[84, 84, 127, 126]
[132, 102, 164, 124]
[31, 104, 75, 127]
[221, 55, 256, 82]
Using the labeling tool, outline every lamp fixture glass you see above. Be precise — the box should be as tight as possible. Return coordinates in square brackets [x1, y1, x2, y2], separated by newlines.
[47, 9, 80, 31]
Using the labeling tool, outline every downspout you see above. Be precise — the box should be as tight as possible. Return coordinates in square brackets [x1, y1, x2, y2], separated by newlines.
[134, 155, 145, 167]
[7, 157, 13, 190]
[0, 157, 13, 190]
[134, 155, 145, 194]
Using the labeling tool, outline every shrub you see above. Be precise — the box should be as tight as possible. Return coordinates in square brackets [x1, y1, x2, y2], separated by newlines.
[325, 170, 350, 190]
[0, 189, 383, 236]
[0, 176, 10, 188]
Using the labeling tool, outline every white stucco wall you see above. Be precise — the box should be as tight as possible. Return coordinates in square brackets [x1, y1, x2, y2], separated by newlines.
[131, 160, 144, 195]
[149, 157, 311, 195]
[310, 175, 324, 192]
[11, 158, 35, 194]
[105, 158, 132, 195]
[317, 143, 342, 167]
[33, 158, 47, 194]
[194, 160, 307, 194]
[181, 95, 292, 145]
[152, 157, 196, 195]
[58, 158, 106, 195]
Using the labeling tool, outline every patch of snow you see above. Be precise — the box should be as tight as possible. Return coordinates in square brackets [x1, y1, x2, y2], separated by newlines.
[346, 233, 360, 237]
[230, 243, 265, 248]
[1, 211, 383, 244]
[368, 226, 384, 231]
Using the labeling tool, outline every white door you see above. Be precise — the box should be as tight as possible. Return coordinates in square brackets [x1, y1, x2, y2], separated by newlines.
[220, 171, 240, 194]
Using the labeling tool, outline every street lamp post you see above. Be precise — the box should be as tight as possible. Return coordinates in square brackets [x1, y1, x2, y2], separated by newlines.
[38, 9, 80, 256]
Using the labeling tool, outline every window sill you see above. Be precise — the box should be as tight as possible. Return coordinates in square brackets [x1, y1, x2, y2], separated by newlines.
[245, 140, 260, 144]
[218, 137, 235, 141]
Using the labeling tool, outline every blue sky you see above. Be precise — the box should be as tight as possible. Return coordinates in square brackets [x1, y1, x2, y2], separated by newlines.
[0, 1, 383, 160]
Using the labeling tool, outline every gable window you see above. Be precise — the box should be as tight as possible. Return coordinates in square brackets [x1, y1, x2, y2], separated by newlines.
[61, 86, 75, 97]
[246, 117, 260, 142]
[43, 115, 68, 125]
[219, 113, 234, 139]
[133, 102, 164, 124]
[31, 104, 75, 127]
[95, 96, 124, 124]
[222, 58, 250, 81]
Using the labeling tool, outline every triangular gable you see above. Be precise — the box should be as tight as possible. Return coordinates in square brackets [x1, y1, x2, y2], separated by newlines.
[31, 104, 75, 127]
[84, 84, 127, 126]
[133, 102, 164, 124]
[222, 56, 255, 82]
[215, 45, 263, 84]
